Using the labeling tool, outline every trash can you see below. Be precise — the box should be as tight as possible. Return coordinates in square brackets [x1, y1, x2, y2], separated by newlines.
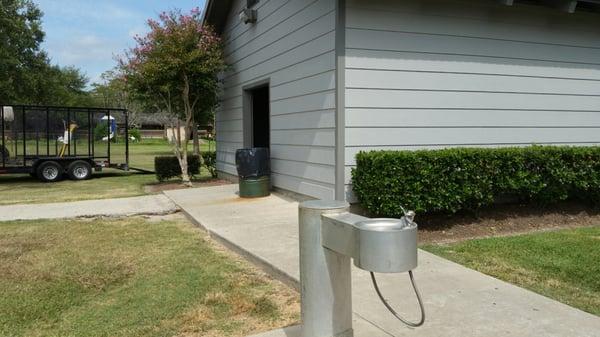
[235, 148, 270, 198]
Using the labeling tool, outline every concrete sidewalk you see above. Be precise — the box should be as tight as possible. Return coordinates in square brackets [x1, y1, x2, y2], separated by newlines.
[165, 185, 600, 337]
[0, 195, 178, 221]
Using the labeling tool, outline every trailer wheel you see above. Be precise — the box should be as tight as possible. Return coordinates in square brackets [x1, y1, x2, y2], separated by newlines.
[37, 161, 63, 182]
[67, 160, 92, 180]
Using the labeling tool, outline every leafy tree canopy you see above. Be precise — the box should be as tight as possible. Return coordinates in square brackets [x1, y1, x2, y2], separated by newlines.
[120, 8, 226, 126]
[0, 0, 93, 105]
[119, 8, 226, 185]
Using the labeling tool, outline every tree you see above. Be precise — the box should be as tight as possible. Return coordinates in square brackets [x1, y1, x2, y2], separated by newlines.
[120, 8, 226, 186]
[92, 70, 142, 127]
[0, 0, 45, 103]
[31, 65, 94, 106]
[1, 0, 94, 105]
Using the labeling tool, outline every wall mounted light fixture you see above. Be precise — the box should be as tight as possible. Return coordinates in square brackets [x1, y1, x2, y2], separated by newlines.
[239, 8, 257, 24]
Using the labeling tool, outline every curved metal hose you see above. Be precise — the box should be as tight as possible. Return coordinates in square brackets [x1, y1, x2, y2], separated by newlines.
[370, 270, 425, 327]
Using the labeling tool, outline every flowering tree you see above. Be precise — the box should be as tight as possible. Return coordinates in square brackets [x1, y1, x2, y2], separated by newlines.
[120, 8, 226, 186]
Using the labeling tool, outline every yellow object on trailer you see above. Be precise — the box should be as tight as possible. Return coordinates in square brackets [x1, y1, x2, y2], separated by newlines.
[58, 122, 78, 157]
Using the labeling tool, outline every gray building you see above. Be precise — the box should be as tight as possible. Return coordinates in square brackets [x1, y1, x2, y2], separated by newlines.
[203, 0, 600, 201]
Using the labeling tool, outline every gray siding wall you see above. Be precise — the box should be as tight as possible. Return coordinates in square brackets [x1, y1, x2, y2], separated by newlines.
[216, 0, 337, 199]
[344, 0, 600, 199]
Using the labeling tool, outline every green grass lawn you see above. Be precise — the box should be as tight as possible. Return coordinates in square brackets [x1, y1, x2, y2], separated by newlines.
[423, 226, 600, 316]
[0, 216, 299, 337]
[0, 139, 218, 205]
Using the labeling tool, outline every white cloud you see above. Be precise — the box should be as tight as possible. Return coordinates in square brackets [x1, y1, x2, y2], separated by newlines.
[46, 34, 117, 64]
[36, 0, 141, 23]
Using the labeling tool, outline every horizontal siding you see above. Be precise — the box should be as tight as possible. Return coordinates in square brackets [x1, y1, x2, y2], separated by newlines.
[346, 0, 600, 32]
[346, 109, 600, 127]
[226, 1, 335, 62]
[346, 50, 600, 81]
[225, 12, 335, 78]
[271, 71, 336, 101]
[346, 127, 600, 147]
[344, 0, 600, 199]
[217, 140, 244, 154]
[272, 91, 336, 115]
[271, 129, 335, 147]
[346, 69, 600, 96]
[223, 49, 336, 99]
[272, 172, 335, 200]
[346, 1, 600, 49]
[216, 0, 337, 199]
[223, 32, 335, 90]
[346, 89, 600, 111]
[270, 144, 335, 165]
[346, 29, 600, 65]
[271, 158, 335, 184]
[271, 109, 335, 130]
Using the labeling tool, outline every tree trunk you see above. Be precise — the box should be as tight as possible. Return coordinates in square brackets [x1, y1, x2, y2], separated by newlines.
[168, 119, 192, 188]
[176, 119, 182, 149]
[180, 146, 192, 187]
[179, 74, 194, 188]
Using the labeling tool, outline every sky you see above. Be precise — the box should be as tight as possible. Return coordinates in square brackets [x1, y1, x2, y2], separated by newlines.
[34, 0, 207, 86]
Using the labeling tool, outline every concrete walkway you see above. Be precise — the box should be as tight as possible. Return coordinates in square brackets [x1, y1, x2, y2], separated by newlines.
[165, 184, 600, 337]
[0, 195, 178, 221]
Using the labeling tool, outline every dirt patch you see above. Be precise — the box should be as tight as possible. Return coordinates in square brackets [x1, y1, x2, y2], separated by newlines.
[141, 212, 187, 223]
[418, 201, 600, 244]
[145, 179, 232, 193]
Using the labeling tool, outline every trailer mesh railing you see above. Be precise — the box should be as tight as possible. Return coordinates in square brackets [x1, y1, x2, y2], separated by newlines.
[1, 105, 129, 172]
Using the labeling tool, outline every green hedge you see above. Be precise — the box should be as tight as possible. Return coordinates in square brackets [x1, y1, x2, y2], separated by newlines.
[155, 155, 201, 182]
[352, 146, 600, 216]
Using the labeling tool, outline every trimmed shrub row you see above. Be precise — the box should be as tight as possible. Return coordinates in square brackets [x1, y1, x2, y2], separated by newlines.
[352, 146, 600, 216]
[155, 155, 201, 182]
[154, 152, 218, 181]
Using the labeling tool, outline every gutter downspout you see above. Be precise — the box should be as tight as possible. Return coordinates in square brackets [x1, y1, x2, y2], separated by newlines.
[335, 0, 347, 201]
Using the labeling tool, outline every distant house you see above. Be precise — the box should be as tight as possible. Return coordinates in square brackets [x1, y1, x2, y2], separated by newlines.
[203, 0, 600, 201]
[135, 114, 165, 139]
[134, 114, 212, 140]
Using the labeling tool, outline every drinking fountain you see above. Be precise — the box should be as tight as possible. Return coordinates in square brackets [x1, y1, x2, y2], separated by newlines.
[299, 200, 425, 337]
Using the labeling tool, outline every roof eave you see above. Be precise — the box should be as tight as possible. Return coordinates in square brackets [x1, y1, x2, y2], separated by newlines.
[202, 0, 235, 34]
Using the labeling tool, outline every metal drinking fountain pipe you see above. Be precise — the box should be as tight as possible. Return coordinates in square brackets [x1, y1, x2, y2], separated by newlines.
[299, 200, 353, 337]
[299, 200, 423, 337]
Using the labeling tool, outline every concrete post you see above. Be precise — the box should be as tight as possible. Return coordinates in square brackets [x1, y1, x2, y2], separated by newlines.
[299, 200, 353, 337]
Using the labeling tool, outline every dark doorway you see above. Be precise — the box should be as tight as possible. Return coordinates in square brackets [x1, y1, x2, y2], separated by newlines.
[250, 86, 270, 148]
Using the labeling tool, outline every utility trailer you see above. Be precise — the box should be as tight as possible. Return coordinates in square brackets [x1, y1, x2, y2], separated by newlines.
[0, 105, 130, 182]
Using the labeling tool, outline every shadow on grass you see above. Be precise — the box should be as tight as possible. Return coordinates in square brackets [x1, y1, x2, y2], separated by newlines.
[418, 200, 600, 231]
[144, 175, 217, 186]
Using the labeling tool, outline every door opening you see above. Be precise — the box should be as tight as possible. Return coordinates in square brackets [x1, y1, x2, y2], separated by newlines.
[250, 85, 270, 149]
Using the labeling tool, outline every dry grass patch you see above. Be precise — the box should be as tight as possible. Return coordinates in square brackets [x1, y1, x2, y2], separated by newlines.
[0, 215, 299, 337]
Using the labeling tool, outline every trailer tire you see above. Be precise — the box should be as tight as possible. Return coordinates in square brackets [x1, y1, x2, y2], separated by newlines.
[67, 160, 92, 181]
[37, 161, 63, 182]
